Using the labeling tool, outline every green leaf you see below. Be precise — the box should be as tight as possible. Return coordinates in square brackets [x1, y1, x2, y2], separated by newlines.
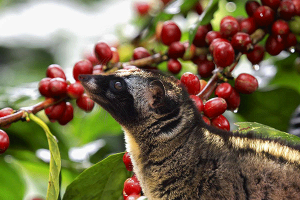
[238, 87, 300, 132]
[189, 0, 219, 44]
[63, 153, 131, 200]
[234, 122, 300, 145]
[29, 114, 61, 200]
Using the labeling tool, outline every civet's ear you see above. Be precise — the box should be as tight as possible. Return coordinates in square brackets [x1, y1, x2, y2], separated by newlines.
[149, 80, 165, 109]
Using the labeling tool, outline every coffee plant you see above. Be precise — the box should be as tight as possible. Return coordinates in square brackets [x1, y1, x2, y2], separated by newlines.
[0, 0, 300, 199]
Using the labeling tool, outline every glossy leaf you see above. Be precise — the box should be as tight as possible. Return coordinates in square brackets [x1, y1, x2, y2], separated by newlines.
[63, 152, 131, 200]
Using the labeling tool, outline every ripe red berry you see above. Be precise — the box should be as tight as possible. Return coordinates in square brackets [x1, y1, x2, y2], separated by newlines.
[85, 52, 100, 66]
[168, 41, 185, 59]
[211, 115, 230, 131]
[197, 60, 215, 78]
[272, 20, 290, 36]
[231, 32, 252, 53]
[45, 101, 67, 121]
[161, 21, 181, 46]
[239, 17, 257, 35]
[123, 152, 133, 171]
[261, 0, 281, 10]
[195, 2, 203, 15]
[245, 1, 260, 16]
[134, 2, 150, 16]
[67, 82, 84, 99]
[0, 129, 9, 154]
[39, 78, 52, 97]
[212, 41, 235, 68]
[292, 0, 300, 15]
[190, 95, 204, 112]
[226, 88, 240, 111]
[205, 31, 222, 46]
[48, 78, 68, 97]
[93, 65, 104, 74]
[133, 47, 151, 60]
[279, 0, 296, 20]
[220, 17, 240, 39]
[124, 177, 142, 195]
[193, 25, 210, 47]
[209, 38, 229, 54]
[180, 72, 201, 95]
[46, 64, 66, 80]
[73, 60, 93, 81]
[253, 6, 275, 27]
[94, 42, 113, 64]
[215, 83, 233, 99]
[204, 97, 227, 119]
[286, 32, 298, 48]
[167, 59, 182, 74]
[202, 116, 211, 125]
[235, 73, 258, 94]
[246, 44, 265, 65]
[265, 35, 285, 56]
[0, 108, 14, 128]
[110, 47, 120, 64]
[76, 94, 95, 112]
[58, 102, 74, 125]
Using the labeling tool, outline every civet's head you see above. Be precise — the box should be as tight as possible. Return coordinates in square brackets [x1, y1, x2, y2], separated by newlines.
[79, 69, 195, 129]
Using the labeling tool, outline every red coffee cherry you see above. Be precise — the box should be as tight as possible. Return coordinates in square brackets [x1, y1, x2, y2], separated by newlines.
[133, 47, 151, 60]
[0, 108, 14, 128]
[58, 102, 74, 125]
[193, 25, 210, 47]
[239, 17, 257, 35]
[215, 83, 233, 99]
[226, 88, 240, 111]
[168, 41, 185, 59]
[202, 116, 211, 125]
[76, 94, 95, 112]
[279, 0, 296, 20]
[235, 73, 258, 94]
[265, 35, 285, 56]
[85, 52, 100, 66]
[261, 0, 281, 10]
[246, 44, 265, 65]
[124, 176, 142, 196]
[197, 60, 215, 78]
[203, 97, 227, 119]
[134, 2, 150, 16]
[67, 82, 84, 99]
[46, 64, 66, 80]
[123, 152, 133, 171]
[253, 6, 275, 27]
[195, 2, 203, 15]
[180, 72, 201, 95]
[212, 41, 235, 68]
[271, 20, 290, 36]
[94, 42, 113, 64]
[205, 31, 222, 46]
[190, 95, 204, 112]
[286, 32, 298, 48]
[245, 1, 260, 16]
[161, 21, 181, 46]
[45, 101, 67, 121]
[0, 129, 9, 154]
[93, 65, 104, 75]
[48, 78, 68, 97]
[73, 60, 93, 81]
[167, 59, 182, 74]
[211, 115, 230, 131]
[292, 0, 300, 16]
[231, 32, 252, 53]
[209, 38, 229, 54]
[39, 78, 52, 97]
[220, 17, 240, 39]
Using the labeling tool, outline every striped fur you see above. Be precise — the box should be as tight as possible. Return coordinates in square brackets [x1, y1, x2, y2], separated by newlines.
[80, 69, 300, 200]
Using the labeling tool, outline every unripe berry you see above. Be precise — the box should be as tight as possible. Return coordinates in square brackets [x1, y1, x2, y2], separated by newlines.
[199, 79, 207, 92]
[73, 60, 93, 81]
[94, 42, 113, 64]
[271, 20, 290, 36]
[0, 129, 9, 154]
[265, 35, 285, 56]
[45, 101, 67, 121]
[235, 73, 258, 94]
[215, 83, 233, 99]
[167, 59, 182, 74]
[46, 64, 66, 80]
[211, 115, 230, 131]
[168, 42, 185, 59]
[203, 97, 227, 119]
[197, 60, 215, 78]
[58, 102, 74, 125]
[239, 17, 257, 35]
[124, 177, 142, 196]
[180, 72, 201, 95]
[190, 95, 204, 112]
[39, 78, 52, 97]
[161, 21, 181, 46]
[123, 152, 133, 171]
[245, 1, 260, 16]
[289, 16, 300, 34]
[231, 32, 252, 53]
[226, 88, 240, 111]
[253, 6, 275, 27]
[246, 44, 265, 65]
[212, 41, 235, 68]
[133, 47, 151, 60]
[48, 78, 68, 97]
[76, 94, 95, 112]
[110, 47, 120, 64]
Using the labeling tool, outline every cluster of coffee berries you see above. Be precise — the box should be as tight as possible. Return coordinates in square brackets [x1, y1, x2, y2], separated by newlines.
[122, 152, 144, 200]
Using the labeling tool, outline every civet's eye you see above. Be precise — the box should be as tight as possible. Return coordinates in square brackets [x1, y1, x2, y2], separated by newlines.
[114, 81, 123, 90]
[110, 79, 126, 92]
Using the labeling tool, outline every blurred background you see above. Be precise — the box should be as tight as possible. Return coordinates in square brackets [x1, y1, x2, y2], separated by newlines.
[0, 0, 299, 199]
